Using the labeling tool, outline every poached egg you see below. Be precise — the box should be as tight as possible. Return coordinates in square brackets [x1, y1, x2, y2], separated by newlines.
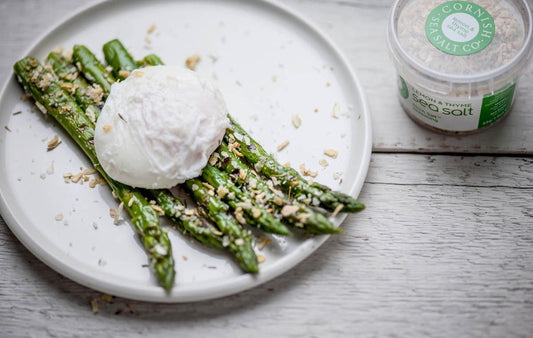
[94, 65, 229, 189]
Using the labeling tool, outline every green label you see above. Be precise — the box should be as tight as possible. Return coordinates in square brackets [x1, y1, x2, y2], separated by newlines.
[478, 82, 516, 128]
[425, 1, 495, 56]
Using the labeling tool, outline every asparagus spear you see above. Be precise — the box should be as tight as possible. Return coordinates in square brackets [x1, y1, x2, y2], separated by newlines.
[148, 189, 225, 250]
[183, 179, 258, 273]
[46, 52, 102, 123]
[14, 57, 175, 290]
[225, 117, 365, 213]
[215, 141, 341, 234]
[72, 45, 115, 97]
[202, 164, 291, 235]
[141, 54, 164, 67]
[102, 39, 137, 80]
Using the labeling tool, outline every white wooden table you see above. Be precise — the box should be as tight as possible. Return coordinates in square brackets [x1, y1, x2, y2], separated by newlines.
[1, 1, 532, 337]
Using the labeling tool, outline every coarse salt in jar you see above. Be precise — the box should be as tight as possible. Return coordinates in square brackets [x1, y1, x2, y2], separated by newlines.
[388, 0, 533, 134]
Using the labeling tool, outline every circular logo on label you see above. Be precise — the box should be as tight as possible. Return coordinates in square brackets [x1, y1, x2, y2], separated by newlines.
[425, 1, 495, 56]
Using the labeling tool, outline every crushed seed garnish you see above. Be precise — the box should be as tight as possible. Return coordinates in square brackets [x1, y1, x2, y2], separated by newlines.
[257, 236, 272, 250]
[324, 149, 338, 158]
[118, 70, 131, 78]
[277, 140, 290, 152]
[185, 55, 201, 71]
[292, 114, 302, 128]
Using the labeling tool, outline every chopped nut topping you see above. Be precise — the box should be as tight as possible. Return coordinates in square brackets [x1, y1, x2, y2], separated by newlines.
[147, 23, 156, 34]
[281, 204, 300, 217]
[217, 186, 229, 199]
[299, 163, 318, 178]
[53, 45, 64, 54]
[202, 182, 215, 191]
[333, 172, 342, 180]
[84, 85, 104, 104]
[63, 50, 73, 60]
[292, 114, 302, 128]
[47, 135, 61, 151]
[83, 169, 96, 175]
[35, 101, 47, 114]
[283, 162, 291, 168]
[234, 238, 245, 246]
[257, 254, 266, 263]
[89, 179, 97, 188]
[103, 125, 112, 133]
[90, 299, 99, 314]
[185, 54, 201, 71]
[273, 196, 284, 206]
[134, 70, 144, 78]
[258, 236, 272, 250]
[71, 172, 83, 183]
[101, 294, 113, 303]
[238, 169, 247, 181]
[232, 148, 243, 157]
[249, 178, 258, 189]
[319, 159, 329, 167]
[151, 204, 165, 216]
[55, 213, 64, 221]
[234, 207, 246, 224]
[331, 203, 344, 218]
[251, 207, 262, 219]
[61, 105, 72, 112]
[331, 103, 340, 119]
[277, 140, 290, 152]
[209, 154, 218, 166]
[118, 70, 131, 78]
[324, 149, 339, 158]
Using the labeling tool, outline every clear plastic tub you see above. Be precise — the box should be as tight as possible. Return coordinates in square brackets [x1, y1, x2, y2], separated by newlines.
[388, 0, 533, 134]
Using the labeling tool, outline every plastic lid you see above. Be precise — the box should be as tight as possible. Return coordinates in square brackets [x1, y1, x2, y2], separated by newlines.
[390, 0, 532, 82]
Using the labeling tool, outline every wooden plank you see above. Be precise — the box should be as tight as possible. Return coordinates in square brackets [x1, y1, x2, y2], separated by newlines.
[1, 154, 532, 337]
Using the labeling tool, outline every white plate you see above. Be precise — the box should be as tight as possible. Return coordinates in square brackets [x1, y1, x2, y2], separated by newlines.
[0, 0, 371, 302]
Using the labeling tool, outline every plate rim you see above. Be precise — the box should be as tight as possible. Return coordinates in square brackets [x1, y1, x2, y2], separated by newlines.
[0, 0, 372, 302]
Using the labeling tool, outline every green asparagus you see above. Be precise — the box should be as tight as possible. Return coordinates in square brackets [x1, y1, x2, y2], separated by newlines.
[14, 57, 175, 290]
[148, 189, 225, 250]
[202, 164, 291, 235]
[216, 141, 341, 234]
[72, 45, 115, 96]
[225, 117, 365, 213]
[46, 52, 102, 123]
[184, 179, 258, 273]
[102, 39, 137, 80]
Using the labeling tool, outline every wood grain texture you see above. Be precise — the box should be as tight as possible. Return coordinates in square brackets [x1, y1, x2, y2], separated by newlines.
[1, 1, 533, 337]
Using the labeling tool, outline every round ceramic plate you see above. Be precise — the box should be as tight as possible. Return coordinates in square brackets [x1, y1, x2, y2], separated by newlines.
[0, 0, 371, 302]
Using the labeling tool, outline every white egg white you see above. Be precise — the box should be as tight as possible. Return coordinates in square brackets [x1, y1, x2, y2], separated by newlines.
[94, 65, 229, 189]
